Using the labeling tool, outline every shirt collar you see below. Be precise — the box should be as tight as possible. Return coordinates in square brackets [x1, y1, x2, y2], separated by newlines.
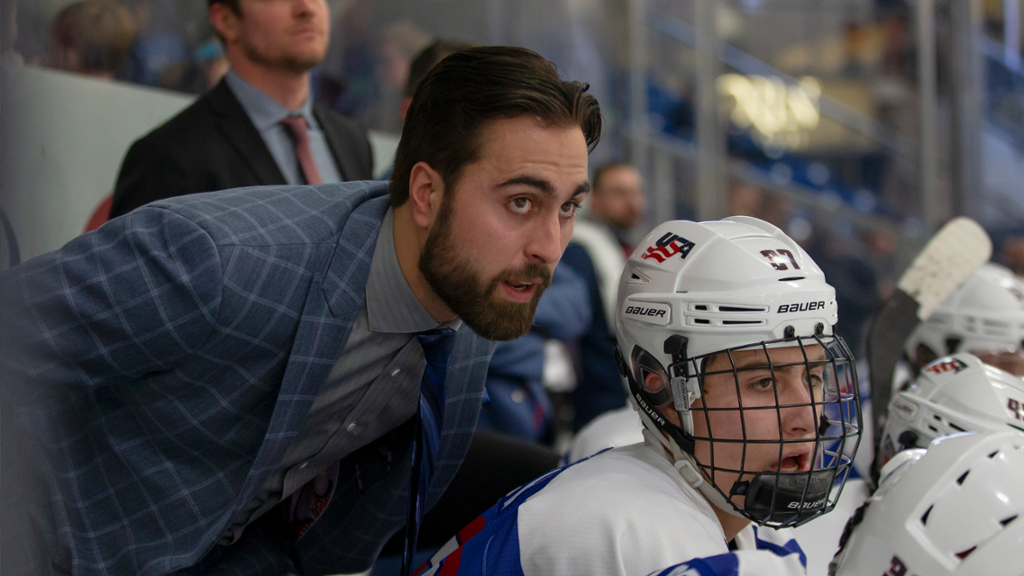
[367, 208, 462, 334]
[224, 69, 318, 132]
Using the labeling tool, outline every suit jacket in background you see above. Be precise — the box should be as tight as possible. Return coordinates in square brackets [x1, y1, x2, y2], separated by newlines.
[0, 181, 496, 576]
[109, 78, 374, 219]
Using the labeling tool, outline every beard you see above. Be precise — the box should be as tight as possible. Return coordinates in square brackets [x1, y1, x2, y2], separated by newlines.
[239, 35, 324, 74]
[419, 197, 552, 341]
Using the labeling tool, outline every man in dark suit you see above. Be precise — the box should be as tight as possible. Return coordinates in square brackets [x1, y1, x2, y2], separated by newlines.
[1, 47, 601, 576]
[109, 0, 373, 219]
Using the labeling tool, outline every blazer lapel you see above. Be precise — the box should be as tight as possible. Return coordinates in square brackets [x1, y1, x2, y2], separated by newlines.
[232, 185, 391, 507]
[315, 101, 359, 182]
[207, 79, 288, 186]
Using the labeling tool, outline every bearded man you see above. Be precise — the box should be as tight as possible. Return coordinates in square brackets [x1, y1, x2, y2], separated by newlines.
[0, 46, 601, 576]
[108, 0, 374, 219]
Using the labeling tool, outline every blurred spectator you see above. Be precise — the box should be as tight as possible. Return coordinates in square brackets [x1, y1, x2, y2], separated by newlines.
[360, 19, 430, 133]
[400, 38, 473, 123]
[193, 36, 228, 90]
[2, 0, 23, 65]
[46, 0, 136, 79]
[727, 181, 764, 219]
[118, 0, 190, 88]
[109, 0, 373, 218]
[806, 221, 880, 357]
[479, 265, 591, 443]
[861, 228, 899, 300]
[562, 161, 646, 432]
[585, 161, 647, 256]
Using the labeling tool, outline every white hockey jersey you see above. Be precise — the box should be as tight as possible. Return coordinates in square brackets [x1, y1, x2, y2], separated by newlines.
[413, 437, 807, 576]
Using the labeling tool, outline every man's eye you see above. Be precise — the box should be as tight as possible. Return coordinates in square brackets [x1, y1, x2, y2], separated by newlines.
[510, 197, 531, 214]
[560, 201, 581, 218]
[753, 377, 774, 391]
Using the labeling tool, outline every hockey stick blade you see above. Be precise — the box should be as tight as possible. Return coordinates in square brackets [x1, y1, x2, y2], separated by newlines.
[867, 217, 990, 482]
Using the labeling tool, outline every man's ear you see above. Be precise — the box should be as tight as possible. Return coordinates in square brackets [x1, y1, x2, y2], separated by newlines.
[209, 3, 240, 44]
[407, 161, 444, 228]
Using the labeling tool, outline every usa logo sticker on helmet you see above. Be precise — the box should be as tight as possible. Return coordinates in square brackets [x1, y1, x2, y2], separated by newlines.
[640, 232, 695, 264]
[924, 357, 969, 376]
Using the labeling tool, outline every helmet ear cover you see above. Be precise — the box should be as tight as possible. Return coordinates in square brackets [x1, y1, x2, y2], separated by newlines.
[623, 343, 696, 455]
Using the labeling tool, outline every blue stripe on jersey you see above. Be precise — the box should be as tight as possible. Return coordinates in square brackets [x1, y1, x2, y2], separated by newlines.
[751, 526, 807, 569]
[646, 553, 740, 576]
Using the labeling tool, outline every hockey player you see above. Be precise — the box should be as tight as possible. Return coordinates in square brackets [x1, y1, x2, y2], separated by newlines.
[902, 263, 1024, 378]
[410, 217, 863, 576]
[828, 430, 1024, 576]
[877, 352, 1024, 468]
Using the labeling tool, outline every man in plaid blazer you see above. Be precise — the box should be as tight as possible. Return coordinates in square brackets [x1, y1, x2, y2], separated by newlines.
[0, 47, 601, 575]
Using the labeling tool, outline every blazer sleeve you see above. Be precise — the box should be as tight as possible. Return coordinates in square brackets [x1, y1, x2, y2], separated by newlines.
[0, 206, 224, 388]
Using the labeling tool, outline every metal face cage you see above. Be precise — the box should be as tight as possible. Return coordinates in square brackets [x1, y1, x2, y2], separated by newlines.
[668, 335, 862, 528]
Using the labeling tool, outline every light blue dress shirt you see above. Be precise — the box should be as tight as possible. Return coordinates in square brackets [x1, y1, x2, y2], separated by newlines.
[224, 69, 343, 184]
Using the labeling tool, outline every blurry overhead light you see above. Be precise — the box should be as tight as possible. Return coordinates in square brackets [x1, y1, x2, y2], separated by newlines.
[717, 73, 821, 150]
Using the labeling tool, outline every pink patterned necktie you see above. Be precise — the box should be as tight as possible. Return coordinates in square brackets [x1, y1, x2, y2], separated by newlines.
[281, 115, 324, 185]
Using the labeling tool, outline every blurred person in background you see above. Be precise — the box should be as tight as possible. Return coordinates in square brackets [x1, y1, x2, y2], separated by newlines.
[361, 19, 430, 133]
[46, 0, 136, 79]
[727, 180, 765, 219]
[192, 35, 230, 90]
[479, 264, 592, 443]
[118, 0, 190, 89]
[561, 161, 647, 432]
[109, 0, 373, 218]
[1, 0, 23, 65]
[805, 219, 880, 358]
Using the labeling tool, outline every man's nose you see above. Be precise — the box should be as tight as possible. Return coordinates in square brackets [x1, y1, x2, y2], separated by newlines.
[293, 0, 317, 15]
[526, 212, 564, 265]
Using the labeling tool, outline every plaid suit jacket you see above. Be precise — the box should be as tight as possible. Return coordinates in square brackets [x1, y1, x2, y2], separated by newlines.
[0, 181, 497, 576]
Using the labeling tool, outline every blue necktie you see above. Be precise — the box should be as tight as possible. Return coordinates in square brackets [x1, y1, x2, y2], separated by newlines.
[401, 327, 457, 576]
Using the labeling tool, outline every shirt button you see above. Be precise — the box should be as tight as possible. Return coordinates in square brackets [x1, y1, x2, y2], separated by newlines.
[391, 368, 402, 377]
[299, 462, 309, 469]
[347, 422, 357, 432]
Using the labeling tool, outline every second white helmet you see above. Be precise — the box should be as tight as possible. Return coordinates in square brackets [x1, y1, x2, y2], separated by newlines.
[905, 263, 1024, 376]
[879, 352, 1024, 469]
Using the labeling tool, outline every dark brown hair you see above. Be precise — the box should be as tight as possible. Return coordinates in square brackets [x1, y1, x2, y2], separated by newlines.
[390, 46, 602, 206]
[207, 0, 239, 12]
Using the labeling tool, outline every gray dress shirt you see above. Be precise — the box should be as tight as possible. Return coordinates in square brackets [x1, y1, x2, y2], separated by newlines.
[221, 208, 460, 543]
[224, 69, 343, 185]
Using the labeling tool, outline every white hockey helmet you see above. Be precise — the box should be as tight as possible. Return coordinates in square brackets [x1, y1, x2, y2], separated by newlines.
[614, 217, 862, 528]
[904, 263, 1024, 376]
[878, 353, 1024, 469]
[830, 431, 1024, 576]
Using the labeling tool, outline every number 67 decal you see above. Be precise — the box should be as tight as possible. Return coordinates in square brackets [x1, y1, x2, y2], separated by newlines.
[760, 249, 801, 271]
